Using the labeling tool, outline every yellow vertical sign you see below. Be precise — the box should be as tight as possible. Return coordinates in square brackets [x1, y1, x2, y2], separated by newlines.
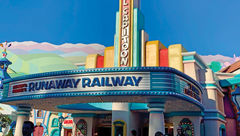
[119, 0, 133, 67]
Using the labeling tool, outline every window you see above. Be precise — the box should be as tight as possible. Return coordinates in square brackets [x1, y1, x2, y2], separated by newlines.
[51, 118, 59, 127]
[178, 118, 194, 136]
[219, 125, 226, 136]
[37, 110, 43, 118]
[76, 119, 87, 136]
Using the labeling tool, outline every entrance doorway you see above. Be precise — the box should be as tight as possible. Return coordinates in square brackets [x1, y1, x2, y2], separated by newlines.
[95, 127, 111, 136]
[64, 129, 72, 136]
[142, 126, 148, 136]
[165, 123, 174, 136]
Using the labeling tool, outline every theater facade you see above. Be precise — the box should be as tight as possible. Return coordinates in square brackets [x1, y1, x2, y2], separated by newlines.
[0, 0, 240, 136]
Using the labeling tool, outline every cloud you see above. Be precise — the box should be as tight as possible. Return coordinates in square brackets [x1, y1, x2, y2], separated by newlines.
[200, 54, 232, 64]
[8, 41, 240, 70]
[7, 41, 105, 56]
[200, 54, 240, 68]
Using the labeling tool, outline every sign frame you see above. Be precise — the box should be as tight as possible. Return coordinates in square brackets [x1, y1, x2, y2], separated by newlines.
[7, 72, 150, 98]
[118, 0, 134, 67]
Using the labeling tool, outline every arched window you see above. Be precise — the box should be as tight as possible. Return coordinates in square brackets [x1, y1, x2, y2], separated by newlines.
[113, 120, 126, 136]
[37, 110, 43, 118]
[76, 119, 87, 136]
[219, 124, 226, 136]
[51, 118, 59, 127]
[179, 118, 194, 136]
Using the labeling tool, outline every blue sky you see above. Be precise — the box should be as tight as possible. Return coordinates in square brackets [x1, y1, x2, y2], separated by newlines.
[0, 0, 239, 56]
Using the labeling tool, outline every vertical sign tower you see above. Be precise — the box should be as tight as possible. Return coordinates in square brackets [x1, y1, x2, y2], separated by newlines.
[114, 0, 144, 67]
[119, 0, 134, 67]
[113, 1, 143, 136]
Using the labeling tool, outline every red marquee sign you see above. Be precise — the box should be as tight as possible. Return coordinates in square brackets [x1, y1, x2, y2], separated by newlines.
[64, 119, 73, 124]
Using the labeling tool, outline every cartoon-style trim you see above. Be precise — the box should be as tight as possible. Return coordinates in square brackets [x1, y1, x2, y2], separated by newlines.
[51, 118, 59, 127]
[50, 128, 59, 136]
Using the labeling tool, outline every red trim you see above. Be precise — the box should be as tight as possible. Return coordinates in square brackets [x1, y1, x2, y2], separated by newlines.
[97, 56, 104, 68]
[160, 49, 168, 67]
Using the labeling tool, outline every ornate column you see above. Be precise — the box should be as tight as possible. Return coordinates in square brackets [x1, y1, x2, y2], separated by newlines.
[148, 103, 165, 136]
[14, 105, 31, 136]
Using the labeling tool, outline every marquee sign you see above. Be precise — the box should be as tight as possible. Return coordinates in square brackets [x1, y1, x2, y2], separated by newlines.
[8, 72, 150, 97]
[119, 0, 133, 67]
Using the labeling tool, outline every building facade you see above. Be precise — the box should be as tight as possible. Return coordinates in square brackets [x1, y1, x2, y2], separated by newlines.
[0, 0, 240, 136]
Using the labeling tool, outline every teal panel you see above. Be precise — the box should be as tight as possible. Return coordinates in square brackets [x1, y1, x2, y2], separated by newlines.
[114, 12, 119, 67]
[220, 77, 240, 87]
[132, 8, 144, 67]
[57, 103, 112, 111]
[2, 83, 9, 99]
[235, 74, 240, 77]
[78, 66, 85, 70]
[201, 83, 217, 88]
[183, 56, 195, 61]
[71, 113, 96, 117]
[130, 103, 148, 110]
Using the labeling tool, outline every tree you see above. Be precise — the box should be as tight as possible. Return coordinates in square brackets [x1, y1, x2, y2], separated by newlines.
[0, 113, 12, 135]
[209, 61, 222, 72]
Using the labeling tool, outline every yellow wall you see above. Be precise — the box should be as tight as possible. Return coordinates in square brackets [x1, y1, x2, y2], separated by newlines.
[146, 40, 166, 67]
[168, 44, 186, 72]
[85, 54, 99, 69]
[104, 46, 115, 68]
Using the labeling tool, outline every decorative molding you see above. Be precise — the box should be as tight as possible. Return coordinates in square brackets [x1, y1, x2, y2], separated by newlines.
[165, 111, 203, 117]
[203, 117, 226, 123]
[204, 112, 226, 121]
[215, 72, 237, 77]
[201, 83, 225, 97]
[204, 109, 226, 118]
[182, 52, 208, 69]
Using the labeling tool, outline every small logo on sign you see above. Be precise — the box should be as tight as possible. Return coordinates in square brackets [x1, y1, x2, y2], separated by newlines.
[12, 84, 27, 93]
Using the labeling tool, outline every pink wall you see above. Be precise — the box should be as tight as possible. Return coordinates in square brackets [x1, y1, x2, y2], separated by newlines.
[226, 119, 237, 136]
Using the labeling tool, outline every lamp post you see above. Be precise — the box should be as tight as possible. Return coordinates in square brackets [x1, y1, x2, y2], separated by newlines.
[58, 115, 67, 136]
[232, 86, 240, 126]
